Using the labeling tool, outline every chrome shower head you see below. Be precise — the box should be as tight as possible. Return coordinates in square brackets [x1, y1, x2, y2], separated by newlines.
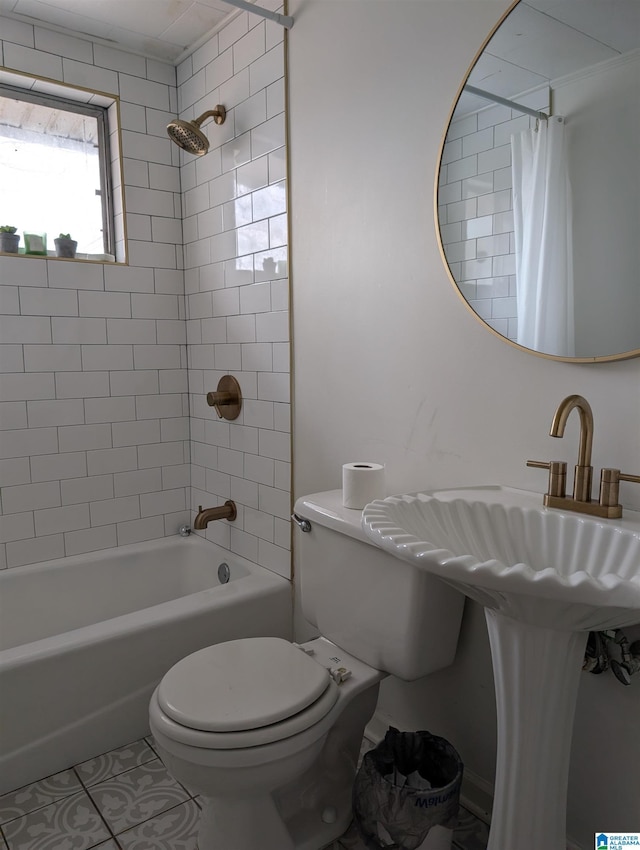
[166, 105, 226, 156]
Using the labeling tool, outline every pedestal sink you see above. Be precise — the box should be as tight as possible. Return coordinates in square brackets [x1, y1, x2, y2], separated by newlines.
[362, 486, 640, 850]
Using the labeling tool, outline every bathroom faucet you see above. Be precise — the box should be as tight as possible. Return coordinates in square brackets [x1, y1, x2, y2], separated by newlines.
[527, 394, 640, 518]
[193, 501, 237, 529]
[549, 394, 594, 502]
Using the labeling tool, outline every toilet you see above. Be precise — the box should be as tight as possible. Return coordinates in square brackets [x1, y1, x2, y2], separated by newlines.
[149, 490, 465, 850]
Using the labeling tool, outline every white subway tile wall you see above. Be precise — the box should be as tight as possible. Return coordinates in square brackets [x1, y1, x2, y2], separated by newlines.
[177, 9, 290, 580]
[0, 10, 291, 578]
[0, 253, 191, 564]
[438, 89, 549, 341]
[0, 23, 189, 566]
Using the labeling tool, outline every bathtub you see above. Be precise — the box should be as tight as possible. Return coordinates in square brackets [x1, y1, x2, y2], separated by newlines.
[0, 535, 292, 795]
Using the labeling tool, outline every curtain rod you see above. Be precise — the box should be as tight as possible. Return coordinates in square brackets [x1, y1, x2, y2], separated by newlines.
[463, 84, 548, 121]
[221, 0, 294, 28]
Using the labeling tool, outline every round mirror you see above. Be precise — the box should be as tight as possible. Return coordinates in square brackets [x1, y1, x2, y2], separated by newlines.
[436, 0, 640, 362]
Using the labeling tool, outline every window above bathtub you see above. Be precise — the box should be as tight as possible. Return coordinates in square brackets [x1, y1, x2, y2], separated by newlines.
[0, 68, 126, 263]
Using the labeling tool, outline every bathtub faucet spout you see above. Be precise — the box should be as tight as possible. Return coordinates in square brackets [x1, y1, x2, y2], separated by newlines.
[194, 501, 237, 529]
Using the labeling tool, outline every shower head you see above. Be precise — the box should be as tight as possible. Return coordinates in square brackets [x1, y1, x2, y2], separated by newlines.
[166, 106, 226, 156]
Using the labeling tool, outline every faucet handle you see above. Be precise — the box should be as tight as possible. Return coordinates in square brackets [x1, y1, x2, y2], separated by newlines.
[526, 460, 567, 498]
[599, 469, 640, 511]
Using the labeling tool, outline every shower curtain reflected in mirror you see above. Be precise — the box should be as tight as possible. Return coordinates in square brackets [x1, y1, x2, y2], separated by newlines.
[511, 116, 575, 357]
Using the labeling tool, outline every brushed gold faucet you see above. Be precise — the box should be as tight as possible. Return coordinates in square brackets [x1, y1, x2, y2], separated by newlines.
[549, 394, 594, 502]
[528, 395, 640, 518]
[193, 501, 237, 529]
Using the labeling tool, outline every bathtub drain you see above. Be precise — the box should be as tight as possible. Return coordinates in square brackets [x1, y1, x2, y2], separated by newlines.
[218, 562, 231, 584]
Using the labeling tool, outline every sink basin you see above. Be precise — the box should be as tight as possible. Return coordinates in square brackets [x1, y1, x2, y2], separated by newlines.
[361, 486, 640, 850]
[362, 485, 640, 631]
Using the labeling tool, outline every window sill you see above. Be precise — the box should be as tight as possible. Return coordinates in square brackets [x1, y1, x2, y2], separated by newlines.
[0, 250, 117, 263]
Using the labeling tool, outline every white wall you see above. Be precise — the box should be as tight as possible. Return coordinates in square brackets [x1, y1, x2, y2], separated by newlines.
[288, 1, 640, 845]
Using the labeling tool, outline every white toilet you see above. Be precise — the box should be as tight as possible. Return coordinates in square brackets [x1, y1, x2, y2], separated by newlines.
[149, 490, 465, 850]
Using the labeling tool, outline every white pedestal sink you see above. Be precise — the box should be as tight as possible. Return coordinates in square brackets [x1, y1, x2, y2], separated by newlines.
[362, 486, 640, 850]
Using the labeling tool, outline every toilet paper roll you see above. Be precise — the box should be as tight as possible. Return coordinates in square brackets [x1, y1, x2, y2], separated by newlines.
[342, 462, 386, 509]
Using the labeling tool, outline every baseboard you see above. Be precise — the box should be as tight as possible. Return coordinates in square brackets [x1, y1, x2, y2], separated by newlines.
[364, 710, 585, 850]
[459, 768, 494, 824]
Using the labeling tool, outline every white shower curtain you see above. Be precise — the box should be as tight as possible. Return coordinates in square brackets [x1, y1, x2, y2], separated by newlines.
[511, 116, 574, 357]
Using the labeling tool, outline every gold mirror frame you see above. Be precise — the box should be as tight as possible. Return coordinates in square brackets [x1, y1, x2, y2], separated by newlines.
[434, 0, 640, 364]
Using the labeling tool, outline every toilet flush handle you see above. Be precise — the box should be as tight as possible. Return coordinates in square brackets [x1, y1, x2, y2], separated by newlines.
[291, 513, 311, 532]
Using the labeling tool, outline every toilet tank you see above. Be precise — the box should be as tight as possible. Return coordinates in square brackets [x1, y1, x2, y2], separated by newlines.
[293, 490, 465, 681]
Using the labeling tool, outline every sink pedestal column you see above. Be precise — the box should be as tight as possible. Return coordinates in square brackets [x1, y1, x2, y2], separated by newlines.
[485, 609, 587, 850]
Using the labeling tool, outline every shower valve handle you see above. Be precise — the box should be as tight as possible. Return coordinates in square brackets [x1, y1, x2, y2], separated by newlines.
[206, 376, 242, 421]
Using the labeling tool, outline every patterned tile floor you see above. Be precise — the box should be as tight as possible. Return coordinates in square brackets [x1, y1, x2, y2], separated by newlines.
[0, 737, 489, 850]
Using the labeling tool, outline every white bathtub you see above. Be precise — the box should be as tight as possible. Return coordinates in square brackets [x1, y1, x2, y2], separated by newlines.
[0, 535, 292, 795]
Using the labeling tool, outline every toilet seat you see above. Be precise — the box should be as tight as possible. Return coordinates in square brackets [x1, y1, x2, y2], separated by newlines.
[155, 637, 340, 749]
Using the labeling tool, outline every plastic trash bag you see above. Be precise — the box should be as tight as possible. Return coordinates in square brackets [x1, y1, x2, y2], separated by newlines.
[352, 727, 463, 850]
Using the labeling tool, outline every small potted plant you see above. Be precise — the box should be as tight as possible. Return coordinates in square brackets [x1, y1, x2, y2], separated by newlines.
[54, 233, 78, 259]
[0, 226, 20, 254]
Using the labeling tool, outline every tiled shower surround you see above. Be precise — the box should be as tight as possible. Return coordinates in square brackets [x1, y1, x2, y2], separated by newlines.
[438, 88, 549, 342]
[0, 8, 290, 577]
[178, 11, 291, 578]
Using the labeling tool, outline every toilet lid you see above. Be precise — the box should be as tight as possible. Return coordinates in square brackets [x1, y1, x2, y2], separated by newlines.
[157, 637, 333, 733]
